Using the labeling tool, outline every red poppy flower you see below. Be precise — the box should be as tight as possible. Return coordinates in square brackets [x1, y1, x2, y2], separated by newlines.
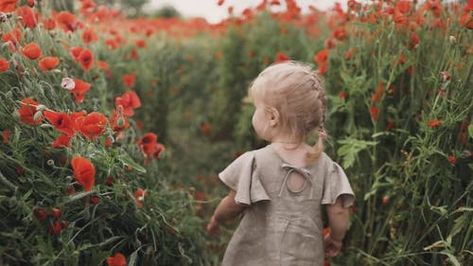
[2, 129, 10, 144]
[332, 27, 347, 41]
[0, 0, 17, 12]
[43, 110, 74, 135]
[107, 252, 127, 266]
[69, 46, 83, 60]
[81, 28, 98, 44]
[427, 119, 442, 129]
[97, 60, 109, 71]
[0, 58, 9, 72]
[370, 106, 379, 121]
[460, 12, 473, 29]
[395, 0, 412, 14]
[115, 91, 141, 117]
[71, 156, 95, 191]
[2, 28, 21, 45]
[122, 73, 136, 88]
[70, 111, 87, 132]
[138, 133, 165, 160]
[39, 56, 60, 71]
[78, 49, 94, 71]
[22, 42, 42, 60]
[110, 107, 129, 132]
[448, 155, 457, 166]
[43, 18, 56, 30]
[52, 133, 73, 148]
[18, 98, 42, 125]
[70, 79, 91, 104]
[27, 0, 34, 7]
[409, 32, 420, 49]
[48, 221, 63, 236]
[56, 11, 79, 32]
[371, 82, 384, 103]
[275, 52, 290, 63]
[134, 188, 146, 208]
[77, 112, 108, 140]
[314, 49, 329, 66]
[135, 39, 146, 48]
[17, 6, 37, 28]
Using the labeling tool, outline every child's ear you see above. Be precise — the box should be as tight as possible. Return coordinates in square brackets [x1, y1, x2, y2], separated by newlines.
[267, 107, 280, 127]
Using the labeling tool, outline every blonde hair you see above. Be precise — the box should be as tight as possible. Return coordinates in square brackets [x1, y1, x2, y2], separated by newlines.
[249, 61, 327, 163]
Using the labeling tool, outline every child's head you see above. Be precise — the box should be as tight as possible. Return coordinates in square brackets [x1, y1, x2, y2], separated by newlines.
[249, 61, 327, 161]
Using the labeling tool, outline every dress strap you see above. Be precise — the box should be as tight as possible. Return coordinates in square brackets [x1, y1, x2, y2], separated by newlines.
[279, 164, 314, 198]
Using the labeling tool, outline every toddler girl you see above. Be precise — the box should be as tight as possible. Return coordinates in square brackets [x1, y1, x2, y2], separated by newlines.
[207, 61, 355, 265]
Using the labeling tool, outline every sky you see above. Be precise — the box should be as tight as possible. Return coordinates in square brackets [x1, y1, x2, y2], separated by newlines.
[145, 0, 343, 24]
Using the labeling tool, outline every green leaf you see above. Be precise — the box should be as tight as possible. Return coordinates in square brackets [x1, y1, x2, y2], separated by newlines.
[440, 251, 461, 266]
[120, 153, 147, 174]
[337, 137, 378, 169]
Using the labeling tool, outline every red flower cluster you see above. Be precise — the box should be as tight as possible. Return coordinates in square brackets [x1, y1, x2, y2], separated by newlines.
[115, 91, 141, 117]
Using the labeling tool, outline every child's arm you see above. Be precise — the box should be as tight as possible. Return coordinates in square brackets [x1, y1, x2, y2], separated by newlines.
[207, 190, 246, 235]
[325, 196, 350, 257]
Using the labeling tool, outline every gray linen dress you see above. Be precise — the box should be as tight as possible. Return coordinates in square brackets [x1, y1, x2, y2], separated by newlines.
[218, 145, 355, 266]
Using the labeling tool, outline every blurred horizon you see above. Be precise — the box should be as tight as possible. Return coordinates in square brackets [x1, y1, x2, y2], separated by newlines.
[145, 0, 344, 23]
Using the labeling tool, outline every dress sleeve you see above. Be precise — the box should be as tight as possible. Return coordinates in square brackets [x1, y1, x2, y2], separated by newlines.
[321, 160, 355, 208]
[218, 152, 270, 205]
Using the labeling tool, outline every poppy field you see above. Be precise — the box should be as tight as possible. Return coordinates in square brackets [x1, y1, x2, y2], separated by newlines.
[0, 0, 472, 265]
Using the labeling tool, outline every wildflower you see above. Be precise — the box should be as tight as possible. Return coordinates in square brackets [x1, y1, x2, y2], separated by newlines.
[448, 155, 457, 166]
[2, 28, 21, 46]
[427, 119, 442, 129]
[18, 98, 42, 125]
[134, 188, 146, 208]
[77, 112, 108, 140]
[38, 56, 60, 71]
[81, 28, 97, 44]
[138, 132, 165, 160]
[122, 73, 136, 88]
[78, 48, 94, 71]
[52, 133, 73, 148]
[69, 46, 83, 60]
[70, 79, 91, 103]
[2, 129, 10, 144]
[0, 0, 17, 12]
[55, 11, 79, 32]
[16, 6, 37, 28]
[71, 156, 96, 191]
[48, 221, 63, 236]
[22, 42, 42, 60]
[0, 57, 9, 72]
[33, 207, 47, 221]
[50, 208, 61, 219]
[115, 91, 141, 117]
[338, 91, 348, 100]
[371, 82, 384, 103]
[43, 110, 74, 135]
[107, 253, 127, 266]
[110, 106, 129, 132]
[43, 18, 55, 30]
[275, 52, 290, 63]
[61, 78, 75, 90]
[370, 106, 379, 121]
[409, 32, 420, 49]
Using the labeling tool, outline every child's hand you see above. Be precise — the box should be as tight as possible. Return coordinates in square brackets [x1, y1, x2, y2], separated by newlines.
[206, 216, 220, 236]
[324, 234, 342, 257]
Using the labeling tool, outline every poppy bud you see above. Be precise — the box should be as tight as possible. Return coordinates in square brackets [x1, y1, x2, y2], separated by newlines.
[34, 208, 48, 221]
[382, 195, 390, 206]
[50, 208, 62, 219]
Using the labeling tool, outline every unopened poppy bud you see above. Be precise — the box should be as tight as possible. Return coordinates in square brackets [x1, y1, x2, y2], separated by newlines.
[50, 208, 61, 219]
[36, 104, 46, 111]
[116, 117, 125, 127]
[33, 208, 48, 221]
[33, 111, 43, 122]
[449, 35, 456, 44]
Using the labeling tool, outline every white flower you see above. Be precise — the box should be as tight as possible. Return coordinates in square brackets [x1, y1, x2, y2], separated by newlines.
[61, 78, 75, 90]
